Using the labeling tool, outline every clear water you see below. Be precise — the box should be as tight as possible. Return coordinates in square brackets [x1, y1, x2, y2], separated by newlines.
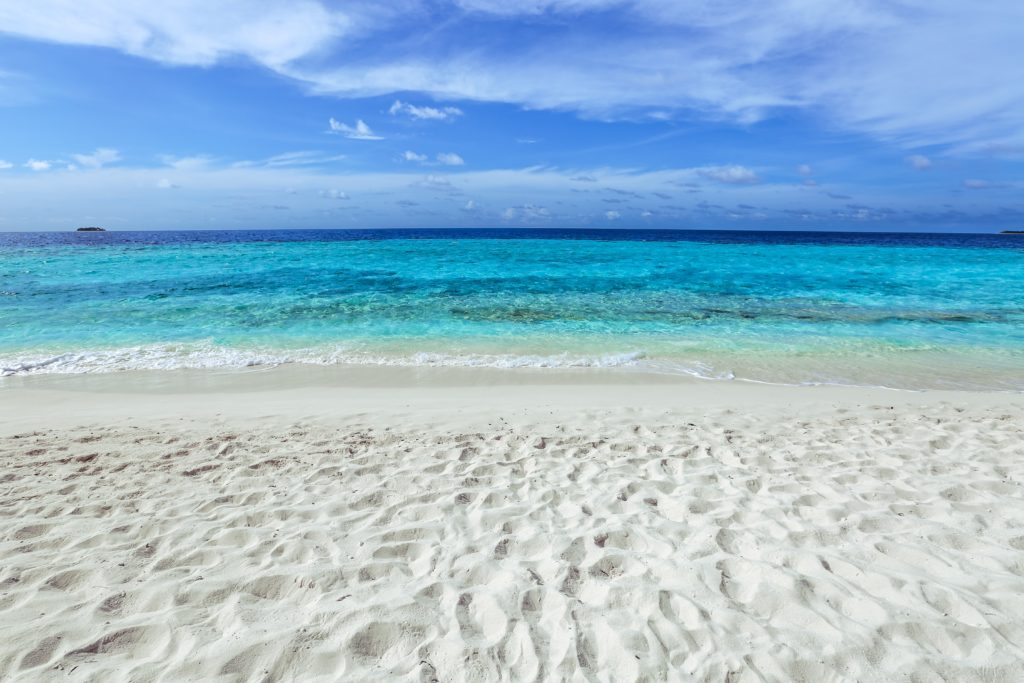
[2, 229, 1022, 390]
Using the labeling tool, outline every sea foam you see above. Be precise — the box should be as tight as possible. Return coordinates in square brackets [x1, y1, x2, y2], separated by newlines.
[0, 343, 656, 377]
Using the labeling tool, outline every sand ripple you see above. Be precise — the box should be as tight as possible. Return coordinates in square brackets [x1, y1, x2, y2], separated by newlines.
[2, 404, 1024, 680]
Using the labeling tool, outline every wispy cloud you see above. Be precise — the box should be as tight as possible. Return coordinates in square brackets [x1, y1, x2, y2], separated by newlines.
[71, 148, 121, 169]
[389, 100, 463, 121]
[502, 204, 551, 222]
[698, 165, 759, 185]
[320, 189, 350, 199]
[290, 2, 1024, 150]
[328, 118, 383, 140]
[0, 160, 12, 170]
[961, 179, 1013, 190]
[235, 151, 347, 168]
[160, 154, 215, 170]
[905, 154, 932, 170]
[415, 174, 462, 194]
[402, 151, 465, 166]
[436, 152, 464, 166]
[3, 2, 1023, 151]
[24, 159, 51, 171]
[0, 0, 352, 68]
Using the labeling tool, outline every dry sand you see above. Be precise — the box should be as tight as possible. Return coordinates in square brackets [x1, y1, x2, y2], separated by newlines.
[2, 368, 1024, 681]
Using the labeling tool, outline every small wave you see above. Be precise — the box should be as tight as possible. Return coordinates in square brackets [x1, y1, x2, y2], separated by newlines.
[0, 343, 654, 376]
[1, 345, 287, 376]
[405, 350, 648, 369]
[6, 342, 1016, 392]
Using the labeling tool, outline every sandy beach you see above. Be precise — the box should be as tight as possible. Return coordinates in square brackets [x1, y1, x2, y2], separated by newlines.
[5, 0, 1024, 679]
[2, 368, 1024, 681]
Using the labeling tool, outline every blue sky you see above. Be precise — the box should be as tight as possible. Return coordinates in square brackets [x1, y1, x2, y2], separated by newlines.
[0, 1, 1022, 231]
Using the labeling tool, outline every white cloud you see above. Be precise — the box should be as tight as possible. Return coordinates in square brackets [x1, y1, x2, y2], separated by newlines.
[502, 204, 551, 222]
[796, 164, 813, 176]
[5, 2, 1024, 150]
[24, 159, 50, 171]
[905, 154, 932, 170]
[453, 1, 618, 16]
[320, 188, 350, 199]
[402, 151, 465, 166]
[605, 210, 621, 220]
[436, 152, 464, 166]
[388, 100, 463, 121]
[961, 179, 1010, 190]
[235, 151, 346, 167]
[328, 118, 383, 140]
[319, 2, 1024, 151]
[698, 165, 759, 185]
[156, 178, 178, 189]
[71, 148, 121, 169]
[909, 154, 933, 171]
[415, 174, 462, 193]
[0, 0, 353, 68]
[160, 154, 215, 170]
[0, 160, 12, 169]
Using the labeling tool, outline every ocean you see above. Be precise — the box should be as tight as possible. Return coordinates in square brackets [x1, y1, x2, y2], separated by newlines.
[1, 228, 1022, 390]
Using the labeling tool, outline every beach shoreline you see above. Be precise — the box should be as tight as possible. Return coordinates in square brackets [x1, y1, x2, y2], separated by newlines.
[4, 364, 1020, 430]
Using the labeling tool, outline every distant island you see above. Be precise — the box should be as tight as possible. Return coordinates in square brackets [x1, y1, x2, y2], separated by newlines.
[76, 226, 106, 232]
[1001, 230, 1024, 234]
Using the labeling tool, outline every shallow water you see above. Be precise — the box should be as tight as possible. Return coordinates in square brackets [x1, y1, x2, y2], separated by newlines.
[2, 229, 1022, 389]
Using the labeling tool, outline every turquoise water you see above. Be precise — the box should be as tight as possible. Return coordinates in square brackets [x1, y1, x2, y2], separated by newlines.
[2, 229, 1022, 389]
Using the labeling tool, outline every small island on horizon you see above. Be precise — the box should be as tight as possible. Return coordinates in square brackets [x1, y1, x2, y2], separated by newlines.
[1001, 230, 1024, 234]
[76, 226, 106, 232]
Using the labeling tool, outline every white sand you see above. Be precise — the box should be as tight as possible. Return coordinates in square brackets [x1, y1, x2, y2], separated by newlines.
[2, 368, 1024, 681]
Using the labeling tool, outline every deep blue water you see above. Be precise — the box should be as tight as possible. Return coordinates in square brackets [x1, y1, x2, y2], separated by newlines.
[2, 229, 1022, 389]
[3, 228, 1023, 249]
